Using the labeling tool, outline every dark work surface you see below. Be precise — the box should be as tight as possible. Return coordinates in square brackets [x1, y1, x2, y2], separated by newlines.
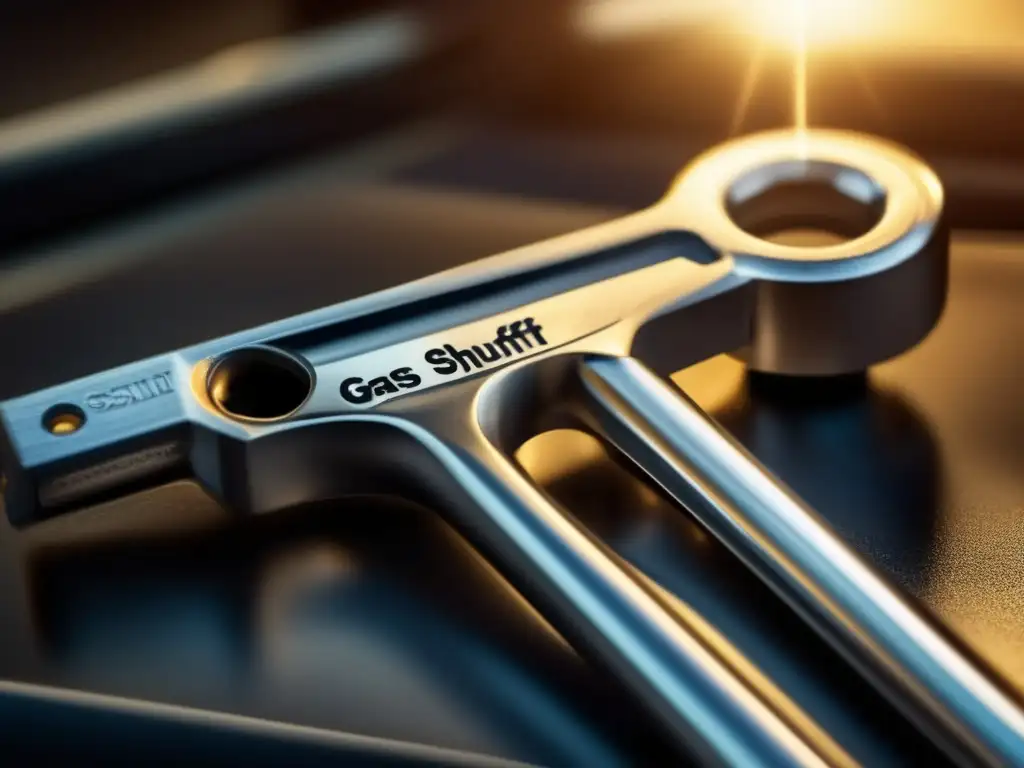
[1, 122, 1022, 765]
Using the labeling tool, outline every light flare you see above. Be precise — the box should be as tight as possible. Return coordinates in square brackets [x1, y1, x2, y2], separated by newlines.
[729, 42, 766, 136]
[740, 0, 885, 51]
[579, 0, 890, 141]
[578, 0, 889, 51]
[791, 0, 809, 137]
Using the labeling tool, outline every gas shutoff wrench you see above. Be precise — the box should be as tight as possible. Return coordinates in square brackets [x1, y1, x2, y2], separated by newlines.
[3, 130, 1020, 766]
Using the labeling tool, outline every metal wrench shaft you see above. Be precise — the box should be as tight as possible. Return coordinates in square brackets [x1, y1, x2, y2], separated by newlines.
[577, 355, 1024, 767]
[396, 419, 829, 767]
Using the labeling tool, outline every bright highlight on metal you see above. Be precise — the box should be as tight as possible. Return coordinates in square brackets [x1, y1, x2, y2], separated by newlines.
[3, 129, 1019, 766]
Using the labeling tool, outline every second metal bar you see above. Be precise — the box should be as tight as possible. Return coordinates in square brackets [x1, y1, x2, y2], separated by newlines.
[400, 418, 830, 767]
[577, 355, 1024, 768]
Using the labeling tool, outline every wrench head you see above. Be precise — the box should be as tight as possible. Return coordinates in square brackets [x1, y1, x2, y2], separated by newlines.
[0, 129, 948, 526]
[662, 129, 949, 375]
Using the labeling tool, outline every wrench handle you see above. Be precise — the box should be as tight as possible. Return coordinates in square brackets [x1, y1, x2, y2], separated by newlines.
[396, 419, 826, 768]
[576, 355, 1024, 767]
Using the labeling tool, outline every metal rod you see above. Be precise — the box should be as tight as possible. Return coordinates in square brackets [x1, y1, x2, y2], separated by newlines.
[400, 419, 831, 767]
[577, 355, 1024, 767]
[0, 12, 435, 251]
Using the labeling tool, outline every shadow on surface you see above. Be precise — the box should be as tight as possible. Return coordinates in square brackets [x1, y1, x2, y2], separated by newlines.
[25, 494, 674, 766]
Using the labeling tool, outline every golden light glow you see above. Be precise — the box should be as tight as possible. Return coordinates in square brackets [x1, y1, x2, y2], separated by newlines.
[729, 42, 766, 135]
[516, 429, 608, 486]
[732, 0, 822, 139]
[741, 0, 885, 51]
[578, 0, 890, 52]
[49, 417, 80, 435]
[792, 0, 808, 135]
[44, 407, 85, 435]
[735, 0, 886, 136]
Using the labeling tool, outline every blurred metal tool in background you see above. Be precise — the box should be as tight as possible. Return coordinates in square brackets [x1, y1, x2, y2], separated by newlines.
[3, 129, 1020, 766]
[0, 9, 446, 251]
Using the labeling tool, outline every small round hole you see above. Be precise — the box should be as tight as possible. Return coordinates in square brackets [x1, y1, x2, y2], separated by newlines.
[726, 160, 886, 248]
[43, 404, 86, 435]
[208, 346, 313, 422]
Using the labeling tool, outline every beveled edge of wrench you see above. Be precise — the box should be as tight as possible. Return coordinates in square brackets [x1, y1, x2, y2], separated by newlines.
[659, 129, 944, 283]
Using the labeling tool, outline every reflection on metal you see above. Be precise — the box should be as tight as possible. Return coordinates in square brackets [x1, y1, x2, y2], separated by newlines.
[515, 429, 609, 486]
[5, 129, 1016, 765]
[42, 405, 86, 436]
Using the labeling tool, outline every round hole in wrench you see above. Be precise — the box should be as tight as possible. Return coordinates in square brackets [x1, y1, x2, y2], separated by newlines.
[42, 404, 86, 435]
[726, 160, 886, 248]
[208, 346, 313, 422]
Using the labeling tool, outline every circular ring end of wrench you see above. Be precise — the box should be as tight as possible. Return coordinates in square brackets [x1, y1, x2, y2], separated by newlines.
[663, 130, 948, 375]
[663, 129, 943, 282]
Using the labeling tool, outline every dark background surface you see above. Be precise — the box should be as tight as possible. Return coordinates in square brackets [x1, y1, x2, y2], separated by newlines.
[1, 3, 1024, 766]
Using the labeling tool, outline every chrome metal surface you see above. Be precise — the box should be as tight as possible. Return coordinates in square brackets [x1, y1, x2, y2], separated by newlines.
[665, 132, 949, 375]
[2, 130, 1008, 765]
[370, 416, 826, 767]
[575, 355, 1024, 767]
